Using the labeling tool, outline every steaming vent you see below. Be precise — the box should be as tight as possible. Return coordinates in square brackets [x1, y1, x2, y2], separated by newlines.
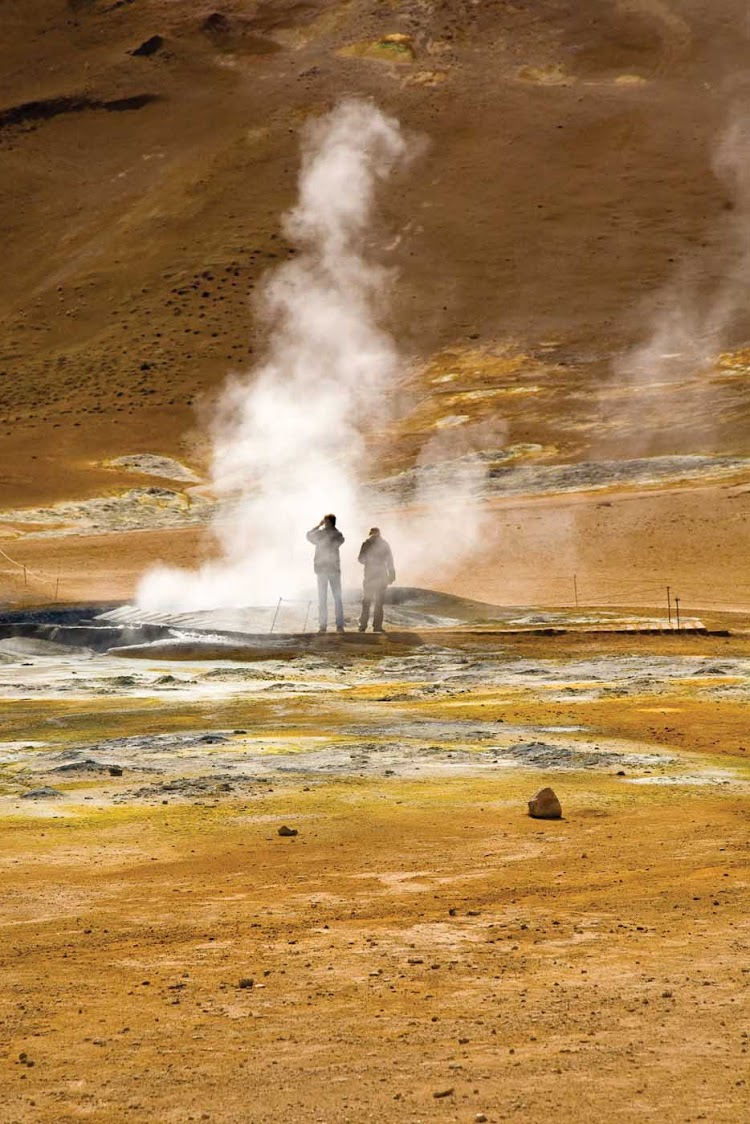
[136, 98, 487, 615]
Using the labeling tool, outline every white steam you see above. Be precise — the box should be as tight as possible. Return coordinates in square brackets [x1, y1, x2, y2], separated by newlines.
[612, 105, 750, 417]
[138, 100, 413, 611]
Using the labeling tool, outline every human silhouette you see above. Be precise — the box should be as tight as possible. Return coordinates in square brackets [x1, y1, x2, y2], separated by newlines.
[358, 527, 395, 633]
[306, 514, 345, 633]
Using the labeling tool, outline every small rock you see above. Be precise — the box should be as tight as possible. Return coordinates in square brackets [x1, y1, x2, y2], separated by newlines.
[616, 770, 626, 777]
[433, 1087, 454, 1099]
[131, 36, 164, 58]
[202, 12, 231, 35]
[277, 825, 298, 837]
[238, 978, 254, 990]
[527, 786, 562, 819]
[108, 766, 123, 777]
[475, 1115, 488, 1123]
[21, 787, 63, 800]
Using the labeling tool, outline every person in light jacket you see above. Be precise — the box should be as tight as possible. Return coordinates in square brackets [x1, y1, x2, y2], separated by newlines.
[357, 527, 395, 633]
[306, 514, 345, 633]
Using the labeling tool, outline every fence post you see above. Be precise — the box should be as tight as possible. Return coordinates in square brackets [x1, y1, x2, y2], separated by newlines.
[269, 597, 283, 634]
[675, 595, 681, 631]
[667, 585, 672, 626]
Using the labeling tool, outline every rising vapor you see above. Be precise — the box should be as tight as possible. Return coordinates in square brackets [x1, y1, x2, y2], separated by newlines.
[611, 102, 750, 436]
[138, 100, 411, 610]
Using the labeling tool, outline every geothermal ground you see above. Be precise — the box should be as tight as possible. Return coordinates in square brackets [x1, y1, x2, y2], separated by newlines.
[1, 609, 749, 1122]
[2, 2, 750, 1123]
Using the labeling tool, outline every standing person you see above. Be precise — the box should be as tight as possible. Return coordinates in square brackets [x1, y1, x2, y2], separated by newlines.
[358, 527, 395, 633]
[306, 514, 345, 633]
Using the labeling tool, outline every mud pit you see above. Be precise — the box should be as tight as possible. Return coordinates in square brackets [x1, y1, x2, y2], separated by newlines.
[1, 622, 749, 1123]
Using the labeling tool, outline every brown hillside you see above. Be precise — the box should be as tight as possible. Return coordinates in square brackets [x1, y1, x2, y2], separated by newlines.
[1, 1, 750, 600]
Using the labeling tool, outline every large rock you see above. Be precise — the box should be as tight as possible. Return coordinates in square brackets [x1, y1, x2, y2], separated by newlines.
[527, 786, 562, 819]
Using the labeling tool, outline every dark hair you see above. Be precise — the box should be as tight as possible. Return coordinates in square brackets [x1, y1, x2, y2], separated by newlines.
[324, 513, 336, 526]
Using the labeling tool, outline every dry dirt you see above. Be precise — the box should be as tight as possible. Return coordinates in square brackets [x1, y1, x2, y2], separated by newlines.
[1, 629, 749, 1123]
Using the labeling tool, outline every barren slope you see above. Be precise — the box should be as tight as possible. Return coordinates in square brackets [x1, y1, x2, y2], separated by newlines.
[1, 1, 750, 602]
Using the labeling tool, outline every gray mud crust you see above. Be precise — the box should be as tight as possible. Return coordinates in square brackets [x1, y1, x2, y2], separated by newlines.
[0, 634, 746, 810]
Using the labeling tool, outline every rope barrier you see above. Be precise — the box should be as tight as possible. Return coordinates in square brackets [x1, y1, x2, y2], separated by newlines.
[0, 545, 60, 597]
[0, 538, 748, 613]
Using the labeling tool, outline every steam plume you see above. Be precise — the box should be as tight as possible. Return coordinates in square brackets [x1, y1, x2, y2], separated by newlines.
[611, 103, 750, 435]
[138, 100, 410, 610]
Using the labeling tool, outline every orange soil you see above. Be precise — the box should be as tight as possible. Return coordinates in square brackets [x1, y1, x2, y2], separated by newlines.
[1, 776, 747, 1123]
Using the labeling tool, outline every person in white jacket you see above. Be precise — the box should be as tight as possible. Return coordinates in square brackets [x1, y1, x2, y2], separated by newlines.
[306, 514, 345, 632]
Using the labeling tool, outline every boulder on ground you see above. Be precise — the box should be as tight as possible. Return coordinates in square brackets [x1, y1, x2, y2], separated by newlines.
[277, 824, 298, 837]
[527, 786, 562, 819]
[131, 36, 164, 58]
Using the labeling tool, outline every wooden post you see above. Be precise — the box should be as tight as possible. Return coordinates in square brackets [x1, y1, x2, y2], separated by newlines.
[269, 597, 283, 634]
[667, 585, 672, 626]
[23, 565, 27, 587]
[573, 573, 579, 608]
[675, 595, 681, 631]
[302, 601, 311, 634]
